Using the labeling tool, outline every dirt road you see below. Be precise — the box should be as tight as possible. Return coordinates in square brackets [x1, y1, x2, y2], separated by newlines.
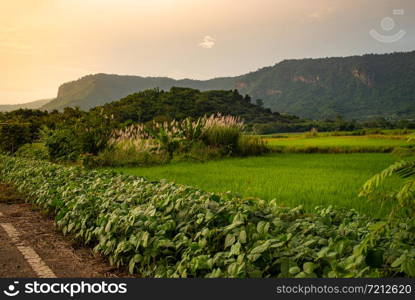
[0, 184, 131, 278]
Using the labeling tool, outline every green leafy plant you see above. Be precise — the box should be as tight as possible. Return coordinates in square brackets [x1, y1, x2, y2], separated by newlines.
[39, 110, 114, 162]
[357, 134, 415, 277]
[360, 133, 415, 218]
[107, 114, 268, 166]
[146, 121, 181, 160]
[15, 143, 49, 160]
[40, 127, 82, 162]
[360, 159, 415, 217]
[0, 156, 413, 278]
[74, 110, 114, 155]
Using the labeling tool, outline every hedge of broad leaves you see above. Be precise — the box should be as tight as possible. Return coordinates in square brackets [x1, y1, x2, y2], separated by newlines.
[0, 156, 413, 277]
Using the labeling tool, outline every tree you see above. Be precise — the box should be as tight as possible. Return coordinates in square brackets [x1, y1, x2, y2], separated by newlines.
[0, 122, 31, 153]
[255, 99, 264, 108]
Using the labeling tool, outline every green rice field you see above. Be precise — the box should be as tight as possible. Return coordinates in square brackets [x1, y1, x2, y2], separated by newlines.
[115, 153, 399, 217]
[263, 135, 409, 153]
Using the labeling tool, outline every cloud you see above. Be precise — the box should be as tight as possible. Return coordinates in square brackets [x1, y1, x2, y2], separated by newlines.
[198, 35, 216, 49]
[307, 7, 333, 20]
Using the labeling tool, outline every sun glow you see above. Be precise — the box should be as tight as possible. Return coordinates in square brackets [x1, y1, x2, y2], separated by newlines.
[0, 0, 413, 104]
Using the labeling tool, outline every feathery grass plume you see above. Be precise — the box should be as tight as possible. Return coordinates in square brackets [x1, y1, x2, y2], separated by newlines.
[104, 114, 261, 163]
[203, 113, 244, 131]
[202, 114, 245, 153]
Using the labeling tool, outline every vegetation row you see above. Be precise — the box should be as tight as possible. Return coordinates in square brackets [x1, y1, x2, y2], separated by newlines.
[0, 156, 413, 277]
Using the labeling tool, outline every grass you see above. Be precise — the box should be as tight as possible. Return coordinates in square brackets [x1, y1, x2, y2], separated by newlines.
[114, 153, 399, 218]
[264, 135, 409, 153]
[261, 129, 413, 138]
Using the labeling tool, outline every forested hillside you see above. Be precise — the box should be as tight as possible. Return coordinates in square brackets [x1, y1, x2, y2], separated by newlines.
[98, 87, 298, 124]
[235, 51, 415, 120]
[42, 51, 415, 120]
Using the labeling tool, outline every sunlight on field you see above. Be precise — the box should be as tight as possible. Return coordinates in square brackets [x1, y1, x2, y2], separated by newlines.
[264, 135, 408, 147]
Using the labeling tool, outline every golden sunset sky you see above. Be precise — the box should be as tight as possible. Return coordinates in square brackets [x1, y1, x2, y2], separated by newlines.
[1, 0, 414, 104]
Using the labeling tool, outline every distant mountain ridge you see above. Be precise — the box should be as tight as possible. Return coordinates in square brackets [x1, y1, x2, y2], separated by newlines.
[41, 74, 237, 111]
[0, 99, 52, 112]
[42, 51, 415, 120]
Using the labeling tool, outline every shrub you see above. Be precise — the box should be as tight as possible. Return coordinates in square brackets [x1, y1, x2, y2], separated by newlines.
[108, 114, 250, 165]
[364, 128, 384, 135]
[0, 122, 31, 153]
[358, 155, 415, 276]
[304, 128, 319, 138]
[75, 111, 114, 155]
[37, 111, 114, 162]
[203, 126, 240, 154]
[202, 115, 244, 154]
[146, 121, 182, 160]
[97, 143, 167, 167]
[237, 135, 269, 156]
[41, 127, 82, 162]
[175, 141, 222, 162]
[15, 143, 49, 160]
[0, 156, 413, 278]
[80, 153, 106, 169]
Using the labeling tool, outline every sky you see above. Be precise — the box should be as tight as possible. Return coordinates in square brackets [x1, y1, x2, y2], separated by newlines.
[1, 0, 414, 104]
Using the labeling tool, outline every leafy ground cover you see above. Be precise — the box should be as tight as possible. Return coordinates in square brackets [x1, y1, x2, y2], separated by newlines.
[115, 153, 399, 218]
[0, 156, 413, 277]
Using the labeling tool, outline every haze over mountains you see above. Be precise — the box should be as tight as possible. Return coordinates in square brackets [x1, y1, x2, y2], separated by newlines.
[0, 99, 52, 112]
[25, 51, 415, 120]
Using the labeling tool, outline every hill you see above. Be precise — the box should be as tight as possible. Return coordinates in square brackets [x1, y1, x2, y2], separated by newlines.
[97, 87, 298, 124]
[42, 74, 238, 112]
[42, 51, 415, 120]
[0, 99, 52, 112]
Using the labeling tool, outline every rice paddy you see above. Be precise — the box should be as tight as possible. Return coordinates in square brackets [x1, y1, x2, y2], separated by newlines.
[115, 152, 399, 217]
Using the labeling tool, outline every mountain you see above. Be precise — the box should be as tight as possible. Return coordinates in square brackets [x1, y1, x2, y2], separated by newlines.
[42, 51, 415, 120]
[96, 87, 298, 124]
[0, 99, 52, 112]
[41, 74, 237, 112]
